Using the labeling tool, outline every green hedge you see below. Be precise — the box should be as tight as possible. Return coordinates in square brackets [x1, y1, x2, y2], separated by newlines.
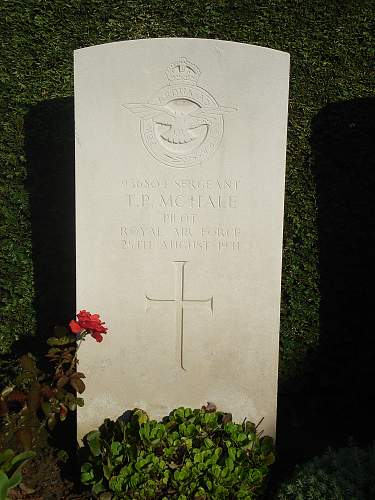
[1, 1, 374, 379]
[277, 443, 375, 499]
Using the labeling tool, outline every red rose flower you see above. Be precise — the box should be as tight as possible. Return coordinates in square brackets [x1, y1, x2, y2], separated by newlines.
[69, 320, 83, 334]
[91, 331, 104, 343]
[69, 310, 108, 342]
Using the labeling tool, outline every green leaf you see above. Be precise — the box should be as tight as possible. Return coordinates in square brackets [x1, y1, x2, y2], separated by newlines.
[1, 386, 15, 398]
[0, 470, 11, 499]
[81, 462, 92, 473]
[86, 430, 102, 457]
[56, 450, 69, 463]
[41, 401, 52, 416]
[7, 471, 22, 490]
[46, 347, 60, 355]
[195, 486, 206, 497]
[93, 479, 106, 495]
[263, 452, 275, 465]
[81, 471, 94, 484]
[47, 336, 74, 346]
[183, 438, 192, 449]
[184, 408, 193, 418]
[174, 407, 185, 420]
[103, 463, 112, 480]
[133, 408, 149, 425]
[204, 437, 214, 448]
[9, 450, 36, 472]
[260, 436, 274, 455]
[53, 325, 68, 337]
[110, 441, 122, 456]
[212, 464, 221, 479]
[245, 421, 256, 434]
[0, 449, 14, 469]
[19, 354, 38, 374]
[135, 458, 147, 471]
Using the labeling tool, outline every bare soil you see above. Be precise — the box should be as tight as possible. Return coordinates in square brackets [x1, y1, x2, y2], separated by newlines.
[8, 448, 92, 500]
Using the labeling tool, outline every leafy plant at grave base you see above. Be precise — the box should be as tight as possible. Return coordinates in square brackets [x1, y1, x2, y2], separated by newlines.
[276, 443, 375, 499]
[80, 402, 274, 499]
[0, 358, 22, 394]
[0, 311, 108, 451]
[0, 448, 36, 500]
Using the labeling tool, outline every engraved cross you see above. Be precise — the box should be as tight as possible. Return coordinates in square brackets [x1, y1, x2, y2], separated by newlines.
[146, 261, 213, 371]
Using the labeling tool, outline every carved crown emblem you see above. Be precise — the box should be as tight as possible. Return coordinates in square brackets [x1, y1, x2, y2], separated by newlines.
[165, 58, 201, 85]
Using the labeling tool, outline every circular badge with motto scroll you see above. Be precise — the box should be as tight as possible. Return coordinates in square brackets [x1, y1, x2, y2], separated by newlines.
[124, 58, 236, 168]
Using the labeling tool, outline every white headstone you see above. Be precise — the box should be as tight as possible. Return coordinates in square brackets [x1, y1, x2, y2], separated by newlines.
[74, 38, 289, 439]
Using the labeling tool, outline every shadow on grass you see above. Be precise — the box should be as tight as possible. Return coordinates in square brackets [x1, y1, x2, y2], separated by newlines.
[275, 97, 375, 489]
[22, 96, 77, 477]
[24, 97, 76, 341]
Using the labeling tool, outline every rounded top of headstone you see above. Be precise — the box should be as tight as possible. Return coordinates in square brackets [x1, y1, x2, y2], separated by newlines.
[74, 38, 290, 62]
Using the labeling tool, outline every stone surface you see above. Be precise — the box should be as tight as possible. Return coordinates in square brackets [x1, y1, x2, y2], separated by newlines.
[74, 38, 289, 439]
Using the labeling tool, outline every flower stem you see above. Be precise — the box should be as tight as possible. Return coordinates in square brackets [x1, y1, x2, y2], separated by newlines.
[67, 334, 85, 375]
